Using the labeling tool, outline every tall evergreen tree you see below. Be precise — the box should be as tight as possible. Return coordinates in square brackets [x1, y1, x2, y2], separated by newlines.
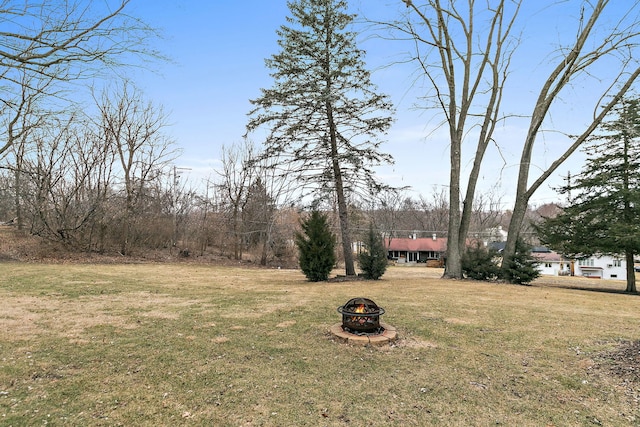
[537, 97, 640, 293]
[295, 210, 336, 281]
[358, 223, 387, 280]
[246, 0, 394, 277]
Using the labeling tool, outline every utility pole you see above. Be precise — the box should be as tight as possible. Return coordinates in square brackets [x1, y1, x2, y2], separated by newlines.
[172, 166, 191, 253]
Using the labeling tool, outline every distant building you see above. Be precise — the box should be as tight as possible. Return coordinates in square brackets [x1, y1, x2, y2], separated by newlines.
[385, 229, 629, 280]
[490, 241, 627, 280]
[572, 255, 627, 280]
[483, 226, 508, 244]
[385, 235, 447, 264]
[530, 246, 570, 276]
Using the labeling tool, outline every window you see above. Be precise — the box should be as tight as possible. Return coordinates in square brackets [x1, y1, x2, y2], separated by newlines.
[578, 258, 594, 267]
[544, 263, 552, 268]
[422, 251, 440, 259]
[613, 259, 622, 267]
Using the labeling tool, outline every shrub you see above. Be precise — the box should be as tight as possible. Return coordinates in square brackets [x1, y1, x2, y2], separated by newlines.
[295, 210, 336, 282]
[501, 238, 541, 285]
[462, 243, 500, 281]
[358, 223, 387, 280]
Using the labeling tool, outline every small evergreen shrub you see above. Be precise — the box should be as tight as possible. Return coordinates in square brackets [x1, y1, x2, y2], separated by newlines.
[295, 210, 336, 282]
[462, 243, 500, 281]
[501, 238, 541, 285]
[358, 223, 388, 280]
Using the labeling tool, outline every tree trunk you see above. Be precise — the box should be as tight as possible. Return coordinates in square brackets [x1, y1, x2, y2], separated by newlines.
[503, 182, 530, 271]
[501, 2, 640, 272]
[504, 71, 640, 269]
[260, 238, 268, 266]
[13, 163, 23, 230]
[121, 195, 132, 256]
[232, 205, 241, 260]
[443, 135, 462, 279]
[626, 251, 637, 293]
[260, 216, 274, 266]
[120, 175, 134, 256]
[336, 190, 355, 276]
[327, 101, 355, 276]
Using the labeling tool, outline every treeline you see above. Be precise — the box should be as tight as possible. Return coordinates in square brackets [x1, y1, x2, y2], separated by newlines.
[0, 86, 304, 263]
[0, 113, 553, 265]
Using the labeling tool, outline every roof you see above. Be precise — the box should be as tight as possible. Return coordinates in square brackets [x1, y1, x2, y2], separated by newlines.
[385, 237, 447, 252]
[489, 242, 553, 254]
[488, 241, 506, 252]
[532, 251, 564, 262]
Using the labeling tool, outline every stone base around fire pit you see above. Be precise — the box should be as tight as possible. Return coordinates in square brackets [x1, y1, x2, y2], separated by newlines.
[329, 322, 397, 346]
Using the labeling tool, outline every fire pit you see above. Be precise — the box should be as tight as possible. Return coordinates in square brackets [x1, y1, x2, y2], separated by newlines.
[331, 297, 397, 346]
[337, 297, 385, 334]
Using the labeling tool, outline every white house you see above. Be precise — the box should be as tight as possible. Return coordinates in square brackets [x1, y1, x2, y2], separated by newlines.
[532, 248, 570, 276]
[573, 255, 627, 280]
[533, 250, 628, 280]
[501, 243, 628, 280]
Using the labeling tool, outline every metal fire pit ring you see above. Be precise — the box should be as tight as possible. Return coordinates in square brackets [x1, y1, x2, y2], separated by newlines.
[337, 297, 385, 334]
[331, 297, 397, 345]
[337, 305, 386, 316]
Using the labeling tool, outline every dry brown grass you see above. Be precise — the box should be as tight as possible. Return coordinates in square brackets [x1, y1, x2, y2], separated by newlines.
[0, 262, 639, 426]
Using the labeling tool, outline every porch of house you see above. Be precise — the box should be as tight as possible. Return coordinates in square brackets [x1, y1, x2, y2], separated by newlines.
[387, 250, 442, 264]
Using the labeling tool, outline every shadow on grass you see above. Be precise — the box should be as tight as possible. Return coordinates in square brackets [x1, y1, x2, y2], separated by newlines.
[536, 282, 640, 296]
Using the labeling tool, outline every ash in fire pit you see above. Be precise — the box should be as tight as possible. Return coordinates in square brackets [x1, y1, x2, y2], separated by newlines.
[337, 297, 385, 335]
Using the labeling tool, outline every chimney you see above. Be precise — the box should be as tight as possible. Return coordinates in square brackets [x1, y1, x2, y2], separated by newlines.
[432, 233, 437, 241]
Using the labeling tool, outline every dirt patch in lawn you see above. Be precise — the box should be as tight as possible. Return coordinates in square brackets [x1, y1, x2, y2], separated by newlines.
[598, 340, 640, 383]
[394, 336, 439, 349]
[595, 340, 640, 404]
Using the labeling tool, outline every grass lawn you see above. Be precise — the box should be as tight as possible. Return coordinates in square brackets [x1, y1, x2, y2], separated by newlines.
[1, 263, 639, 426]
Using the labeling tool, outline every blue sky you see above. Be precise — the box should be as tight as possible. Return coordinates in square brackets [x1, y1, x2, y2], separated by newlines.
[125, 1, 638, 208]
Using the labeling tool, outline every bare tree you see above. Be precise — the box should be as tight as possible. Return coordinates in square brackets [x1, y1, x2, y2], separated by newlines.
[390, 1, 640, 280]
[215, 142, 301, 265]
[169, 167, 195, 254]
[415, 188, 449, 235]
[193, 176, 223, 257]
[0, 0, 159, 157]
[503, 1, 640, 269]
[368, 188, 407, 246]
[392, 0, 520, 278]
[217, 139, 257, 260]
[20, 115, 113, 247]
[0, 0, 161, 241]
[250, 155, 300, 266]
[1, 70, 56, 228]
[95, 82, 176, 255]
[468, 190, 504, 236]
